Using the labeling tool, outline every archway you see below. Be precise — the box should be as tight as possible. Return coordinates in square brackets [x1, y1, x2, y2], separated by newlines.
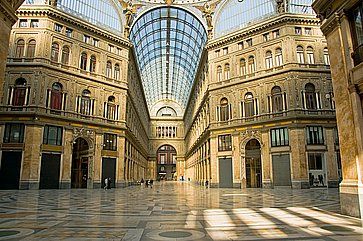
[157, 145, 177, 181]
[245, 139, 262, 188]
[71, 137, 90, 188]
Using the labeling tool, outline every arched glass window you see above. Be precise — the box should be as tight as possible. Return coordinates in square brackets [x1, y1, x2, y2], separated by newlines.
[80, 89, 91, 115]
[297, 46, 304, 63]
[240, 58, 247, 76]
[106, 96, 116, 120]
[50, 82, 63, 110]
[217, 65, 222, 81]
[305, 83, 317, 110]
[114, 64, 120, 80]
[271, 86, 283, 112]
[245, 92, 255, 117]
[15, 39, 25, 58]
[13, 78, 27, 106]
[80, 52, 87, 70]
[26, 40, 36, 58]
[307, 46, 315, 64]
[61, 46, 70, 65]
[51, 43, 59, 62]
[90, 55, 96, 72]
[323, 47, 330, 65]
[220, 98, 230, 121]
[248, 56, 256, 73]
[275, 48, 283, 66]
[265, 51, 273, 69]
[106, 61, 112, 78]
[224, 63, 230, 80]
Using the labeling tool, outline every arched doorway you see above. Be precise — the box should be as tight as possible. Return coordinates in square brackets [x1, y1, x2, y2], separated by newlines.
[157, 145, 177, 181]
[71, 138, 90, 188]
[245, 139, 262, 188]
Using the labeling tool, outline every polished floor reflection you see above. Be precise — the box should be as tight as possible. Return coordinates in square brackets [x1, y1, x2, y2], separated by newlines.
[0, 182, 362, 240]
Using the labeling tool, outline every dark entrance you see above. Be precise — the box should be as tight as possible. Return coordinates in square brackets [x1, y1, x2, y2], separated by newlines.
[71, 138, 89, 188]
[157, 145, 177, 181]
[245, 139, 262, 188]
[39, 153, 61, 189]
[0, 151, 22, 189]
[219, 157, 233, 188]
[272, 154, 292, 187]
[101, 157, 116, 188]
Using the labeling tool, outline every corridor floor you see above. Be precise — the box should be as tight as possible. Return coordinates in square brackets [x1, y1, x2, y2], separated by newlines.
[0, 182, 362, 241]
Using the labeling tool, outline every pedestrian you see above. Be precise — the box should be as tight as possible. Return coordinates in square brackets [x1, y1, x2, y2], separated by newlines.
[145, 179, 149, 188]
[108, 178, 112, 189]
[104, 178, 108, 190]
[150, 179, 153, 188]
[141, 178, 144, 187]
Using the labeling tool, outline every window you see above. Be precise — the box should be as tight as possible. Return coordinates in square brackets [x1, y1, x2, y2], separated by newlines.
[263, 33, 270, 41]
[19, 19, 28, 27]
[103, 133, 117, 151]
[61, 46, 70, 65]
[219, 98, 230, 121]
[43, 125, 63, 146]
[90, 55, 96, 72]
[15, 39, 25, 58]
[272, 29, 280, 38]
[92, 38, 99, 47]
[105, 96, 116, 120]
[80, 52, 87, 70]
[108, 44, 114, 52]
[83, 35, 90, 43]
[244, 92, 255, 117]
[217, 65, 222, 81]
[308, 153, 323, 170]
[50, 82, 63, 110]
[238, 42, 244, 50]
[306, 126, 324, 145]
[26, 40, 36, 58]
[275, 48, 283, 66]
[271, 127, 289, 147]
[106, 61, 112, 77]
[51, 43, 59, 62]
[30, 19, 39, 28]
[116, 48, 122, 55]
[323, 47, 330, 65]
[3, 123, 25, 143]
[218, 134, 232, 151]
[307, 46, 315, 64]
[114, 64, 120, 80]
[240, 58, 246, 76]
[248, 56, 256, 73]
[246, 38, 253, 47]
[65, 28, 73, 37]
[305, 27, 312, 35]
[215, 49, 220, 57]
[297, 46, 304, 63]
[295, 27, 302, 35]
[350, 2, 363, 65]
[271, 86, 283, 112]
[79, 89, 91, 115]
[224, 63, 230, 80]
[54, 23, 63, 32]
[223, 47, 228, 55]
[304, 83, 317, 110]
[12, 78, 28, 106]
[265, 51, 273, 69]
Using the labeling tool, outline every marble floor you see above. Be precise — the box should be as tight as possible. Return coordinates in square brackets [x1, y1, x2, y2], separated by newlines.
[0, 182, 362, 241]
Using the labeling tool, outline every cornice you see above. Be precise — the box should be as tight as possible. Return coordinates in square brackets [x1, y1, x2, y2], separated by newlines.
[206, 14, 320, 50]
[0, 1, 19, 25]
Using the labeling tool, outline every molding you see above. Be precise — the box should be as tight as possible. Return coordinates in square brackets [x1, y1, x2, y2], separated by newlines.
[0, 0, 19, 25]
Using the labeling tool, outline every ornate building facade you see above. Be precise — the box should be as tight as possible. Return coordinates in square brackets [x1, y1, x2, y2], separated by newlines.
[0, 0, 341, 197]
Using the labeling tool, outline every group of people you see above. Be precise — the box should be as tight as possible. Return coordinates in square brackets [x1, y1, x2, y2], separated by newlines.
[140, 178, 153, 188]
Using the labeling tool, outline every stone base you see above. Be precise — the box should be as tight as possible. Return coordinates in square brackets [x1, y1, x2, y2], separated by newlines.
[340, 181, 361, 218]
[263, 180, 273, 189]
[328, 180, 339, 188]
[233, 183, 241, 188]
[93, 182, 101, 189]
[60, 181, 71, 189]
[209, 182, 218, 188]
[20, 181, 39, 190]
[116, 181, 126, 188]
[291, 180, 310, 189]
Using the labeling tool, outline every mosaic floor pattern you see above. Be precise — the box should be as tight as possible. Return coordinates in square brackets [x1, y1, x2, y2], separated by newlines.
[0, 182, 362, 240]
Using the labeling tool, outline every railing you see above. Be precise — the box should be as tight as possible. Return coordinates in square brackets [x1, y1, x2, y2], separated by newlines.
[352, 44, 363, 66]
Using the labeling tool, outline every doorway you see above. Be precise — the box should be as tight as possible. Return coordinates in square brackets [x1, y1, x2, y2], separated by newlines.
[102, 157, 116, 188]
[219, 157, 233, 188]
[245, 139, 262, 188]
[71, 138, 89, 188]
[40, 153, 61, 189]
[0, 151, 22, 189]
[272, 154, 291, 187]
[157, 145, 177, 181]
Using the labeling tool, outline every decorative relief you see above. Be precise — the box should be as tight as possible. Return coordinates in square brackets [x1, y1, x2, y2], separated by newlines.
[73, 128, 95, 150]
[240, 129, 262, 153]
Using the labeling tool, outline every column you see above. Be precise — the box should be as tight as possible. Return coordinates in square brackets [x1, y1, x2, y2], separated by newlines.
[232, 132, 241, 188]
[209, 135, 218, 187]
[60, 129, 73, 188]
[116, 136, 126, 187]
[290, 128, 309, 189]
[325, 128, 339, 188]
[261, 131, 272, 188]
[93, 132, 103, 188]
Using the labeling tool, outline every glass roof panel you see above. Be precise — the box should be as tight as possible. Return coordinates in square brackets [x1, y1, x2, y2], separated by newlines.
[130, 7, 207, 111]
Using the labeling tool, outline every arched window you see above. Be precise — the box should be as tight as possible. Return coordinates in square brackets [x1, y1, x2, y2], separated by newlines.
[271, 86, 283, 113]
[224, 63, 230, 80]
[219, 98, 230, 121]
[106, 96, 116, 120]
[297, 46, 304, 63]
[248, 56, 256, 73]
[240, 58, 246, 76]
[26, 40, 36, 58]
[265, 51, 273, 69]
[50, 82, 63, 110]
[114, 64, 120, 80]
[106, 61, 112, 78]
[80, 52, 87, 70]
[90, 55, 96, 72]
[61, 46, 70, 65]
[323, 47, 330, 65]
[244, 92, 255, 117]
[307, 46, 315, 64]
[275, 48, 283, 66]
[15, 39, 25, 58]
[304, 83, 317, 110]
[51, 43, 59, 62]
[80, 89, 91, 115]
[217, 65, 222, 81]
[12, 78, 27, 106]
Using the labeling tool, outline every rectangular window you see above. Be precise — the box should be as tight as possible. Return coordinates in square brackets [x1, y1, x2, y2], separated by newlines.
[306, 126, 324, 145]
[295, 27, 302, 35]
[117, 48, 122, 55]
[54, 23, 63, 32]
[218, 134, 232, 151]
[19, 19, 28, 28]
[223, 47, 228, 55]
[215, 49, 220, 57]
[263, 33, 270, 41]
[270, 127, 289, 147]
[108, 44, 114, 52]
[43, 125, 63, 146]
[65, 28, 73, 37]
[272, 29, 280, 38]
[30, 20, 39, 28]
[92, 38, 99, 47]
[246, 38, 253, 47]
[308, 153, 323, 170]
[349, 2, 363, 65]
[83, 35, 90, 43]
[103, 133, 117, 151]
[4, 123, 25, 143]
[238, 42, 244, 50]
[305, 27, 312, 35]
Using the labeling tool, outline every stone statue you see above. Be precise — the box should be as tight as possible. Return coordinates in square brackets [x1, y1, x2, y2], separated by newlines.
[276, 0, 285, 13]
[195, 0, 221, 39]
[119, 0, 144, 38]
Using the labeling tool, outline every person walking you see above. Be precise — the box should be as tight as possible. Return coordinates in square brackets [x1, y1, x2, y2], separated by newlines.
[104, 178, 108, 190]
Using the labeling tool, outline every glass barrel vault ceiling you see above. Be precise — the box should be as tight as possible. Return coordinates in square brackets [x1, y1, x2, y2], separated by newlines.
[130, 7, 207, 112]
